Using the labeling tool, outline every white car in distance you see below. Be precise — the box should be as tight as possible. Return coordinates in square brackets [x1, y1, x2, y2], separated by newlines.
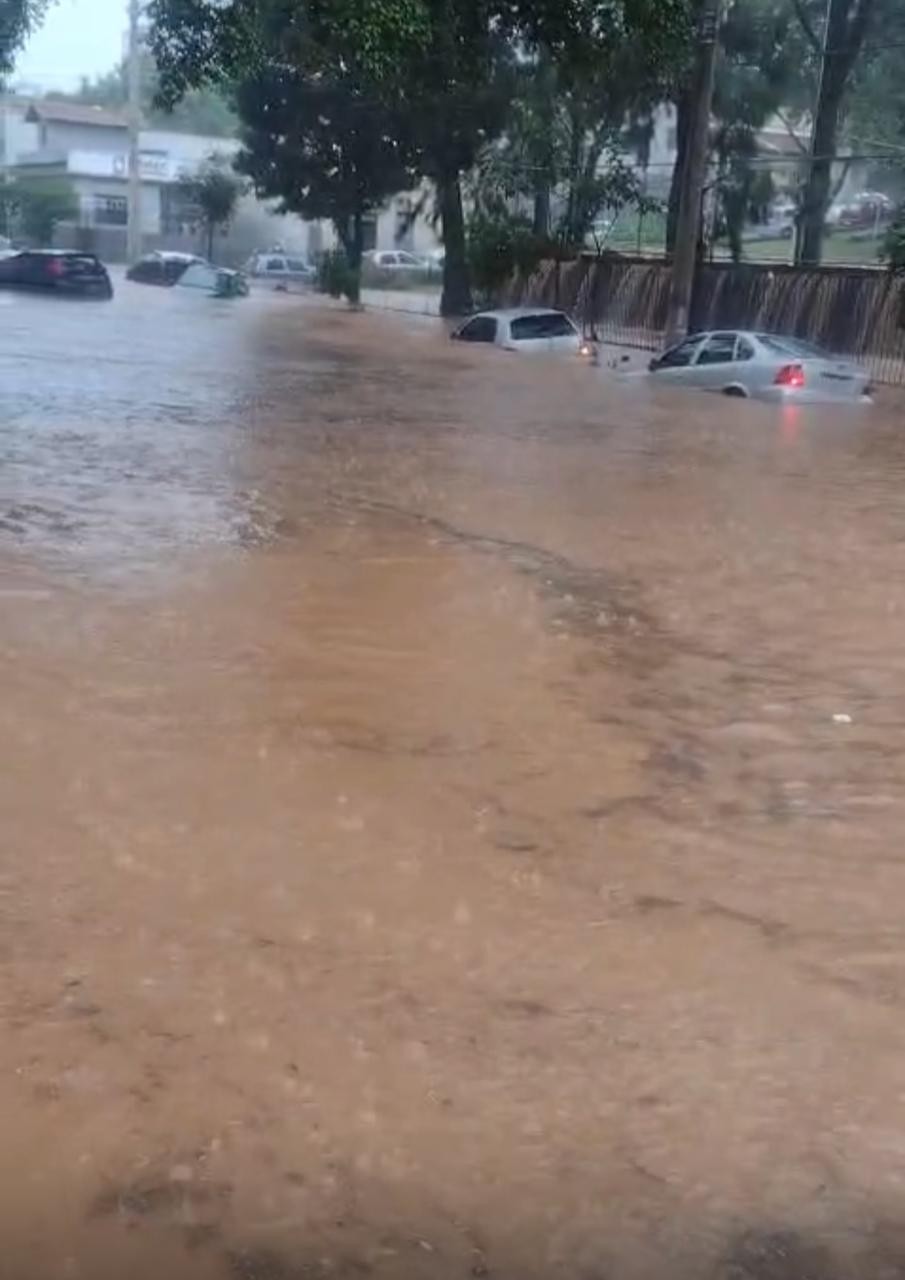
[363, 249, 427, 272]
[451, 308, 594, 357]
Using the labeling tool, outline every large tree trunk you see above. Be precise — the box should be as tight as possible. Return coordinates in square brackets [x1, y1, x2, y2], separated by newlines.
[795, 0, 878, 265]
[347, 211, 364, 304]
[438, 169, 471, 317]
[532, 187, 551, 237]
[562, 104, 583, 245]
[795, 89, 845, 264]
[666, 89, 693, 255]
[335, 212, 365, 304]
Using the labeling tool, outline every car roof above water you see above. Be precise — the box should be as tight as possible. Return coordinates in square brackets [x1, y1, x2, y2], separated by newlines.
[472, 307, 571, 321]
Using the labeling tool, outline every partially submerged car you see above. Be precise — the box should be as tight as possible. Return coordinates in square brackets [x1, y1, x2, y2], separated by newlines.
[363, 249, 426, 273]
[176, 261, 249, 298]
[648, 330, 871, 403]
[127, 251, 204, 286]
[0, 249, 113, 299]
[245, 251, 314, 290]
[451, 308, 594, 357]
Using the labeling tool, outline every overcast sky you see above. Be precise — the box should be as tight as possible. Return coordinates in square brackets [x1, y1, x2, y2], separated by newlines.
[15, 0, 127, 90]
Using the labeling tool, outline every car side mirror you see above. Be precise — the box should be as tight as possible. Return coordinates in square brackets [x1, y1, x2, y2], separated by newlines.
[648, 358, 659, 372]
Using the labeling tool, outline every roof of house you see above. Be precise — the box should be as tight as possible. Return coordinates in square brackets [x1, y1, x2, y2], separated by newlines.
[26, 101, 129, 129]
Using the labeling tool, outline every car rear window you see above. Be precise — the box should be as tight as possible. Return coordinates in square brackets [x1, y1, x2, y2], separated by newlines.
[60, 255, 104, 275]
[757, 334, 830, 359]
[510, 313, 576, 340]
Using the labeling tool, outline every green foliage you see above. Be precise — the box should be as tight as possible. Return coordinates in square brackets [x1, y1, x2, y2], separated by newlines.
[466, 207, 553, 302]
[235, 64, 417, 264]
[316, 249, 360, 304]
[149, 0, 697, 314]
[45, 51, 238, 137]
[8, 177, 78, 246]
[176, 155, 244, 259]
[844, 0, 905, 190]
[791, 0, 890, 263]
[0, 0, 48, 77]
[882, 206, 905, 270]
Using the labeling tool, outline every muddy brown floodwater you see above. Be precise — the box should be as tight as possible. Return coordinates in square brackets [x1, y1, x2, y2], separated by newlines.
[3, 282, 905, 1280]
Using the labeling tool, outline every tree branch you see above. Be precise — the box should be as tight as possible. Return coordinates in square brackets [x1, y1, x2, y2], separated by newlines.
[842, 0, 879, 75]
[791, 0, 822, 53]
[774, 108, 810, 154]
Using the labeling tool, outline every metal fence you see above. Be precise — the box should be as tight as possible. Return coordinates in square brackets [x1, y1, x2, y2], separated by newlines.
[505, 255, 905, 386]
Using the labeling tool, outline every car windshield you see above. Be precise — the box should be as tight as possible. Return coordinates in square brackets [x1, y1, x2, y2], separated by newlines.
[757, 334, 832, 359]
[510, 313, 576, 340]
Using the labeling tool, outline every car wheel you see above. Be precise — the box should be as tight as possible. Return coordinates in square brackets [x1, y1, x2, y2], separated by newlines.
[722, 385, 747, 398]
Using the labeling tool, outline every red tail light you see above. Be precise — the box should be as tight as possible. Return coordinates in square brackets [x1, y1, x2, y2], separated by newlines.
[45, 257, 65, 277]
[774, 363, 805, 389]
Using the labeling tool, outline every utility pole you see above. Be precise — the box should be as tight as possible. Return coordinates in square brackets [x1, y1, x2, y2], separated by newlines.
[664, 0, 722, 348]
[126, 0, 143, 264]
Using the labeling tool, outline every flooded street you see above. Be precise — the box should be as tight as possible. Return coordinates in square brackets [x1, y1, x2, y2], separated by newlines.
[4, 281, 905, 1280]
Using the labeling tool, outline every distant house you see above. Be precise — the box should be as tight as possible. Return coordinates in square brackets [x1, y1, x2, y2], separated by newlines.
[0, 95, 306, 262]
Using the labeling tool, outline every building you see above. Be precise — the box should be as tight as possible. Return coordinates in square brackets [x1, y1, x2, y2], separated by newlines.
[0, 95, 307, 262]
[302, 187, 443, 261]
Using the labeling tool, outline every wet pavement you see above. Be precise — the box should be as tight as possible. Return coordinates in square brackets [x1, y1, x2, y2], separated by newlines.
[3, 279, 905, 1280]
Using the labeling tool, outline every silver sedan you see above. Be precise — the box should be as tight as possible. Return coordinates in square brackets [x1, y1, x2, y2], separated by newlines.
[648, 330, 872, 403]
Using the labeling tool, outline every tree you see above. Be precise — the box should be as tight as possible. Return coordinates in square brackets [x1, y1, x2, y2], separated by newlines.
[149, 0, 695, 312]
[474, 46, 670, 249]
[404, 3, 514, 314]
[711, 0, 803, 261]
[793, 0, 883, 264]
[176, 155, 244, 260]
[236, 65, 418, 300]
[45, 51, 238, 137]
[0, 0, 48, 78]
[7, 177, 78, 245]
[667, 0, 803, 256]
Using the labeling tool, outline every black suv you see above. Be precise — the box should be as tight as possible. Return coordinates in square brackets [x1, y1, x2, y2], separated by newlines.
[0, 250, 113, 299]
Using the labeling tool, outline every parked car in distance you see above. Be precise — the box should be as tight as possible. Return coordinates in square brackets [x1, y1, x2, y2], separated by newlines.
[648, 330, 871, 403]
[0, 249, 113, 298]
[176, 261, 249, 298]
[451, 308, 594, 357]
[836, 191, 893, 231]
[127, 251, 204, 286]
[363, 249, 426, 272]
[245, 250, 314, 289]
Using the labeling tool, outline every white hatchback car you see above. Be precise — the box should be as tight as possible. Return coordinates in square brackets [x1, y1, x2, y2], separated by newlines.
[452, 308, 592, 356]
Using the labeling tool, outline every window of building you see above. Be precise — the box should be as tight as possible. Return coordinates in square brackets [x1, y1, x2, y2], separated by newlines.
[93, 195, 128, 227]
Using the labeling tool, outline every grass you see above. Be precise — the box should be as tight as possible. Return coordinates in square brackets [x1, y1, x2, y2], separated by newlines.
[588, 213, 888, 268]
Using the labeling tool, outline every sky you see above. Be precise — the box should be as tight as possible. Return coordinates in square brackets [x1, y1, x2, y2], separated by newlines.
[14, 0, 127, 91]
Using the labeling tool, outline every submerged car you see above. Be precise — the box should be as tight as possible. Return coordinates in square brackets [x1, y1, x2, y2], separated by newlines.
[176, 261, 249, 298]
[127, 251, 204, 286]
[451, 308, 593, 357]
[245, 251, 314, 289]
[0, 249, 113, 298]
[363, 249, 426, 273]
[648, 330, 871, 403]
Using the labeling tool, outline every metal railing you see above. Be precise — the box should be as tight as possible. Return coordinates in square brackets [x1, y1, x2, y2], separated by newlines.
[507, 254, 905, 386]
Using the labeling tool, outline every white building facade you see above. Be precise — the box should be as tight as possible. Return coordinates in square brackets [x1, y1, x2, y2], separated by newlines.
[0, 96, 307, 262]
